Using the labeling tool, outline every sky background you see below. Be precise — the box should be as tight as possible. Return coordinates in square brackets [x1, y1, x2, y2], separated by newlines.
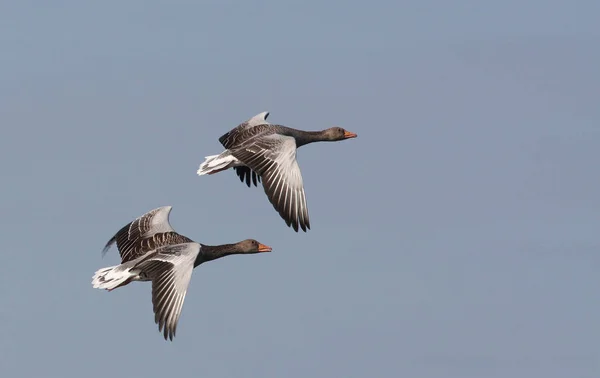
[1, 1, 599, 377]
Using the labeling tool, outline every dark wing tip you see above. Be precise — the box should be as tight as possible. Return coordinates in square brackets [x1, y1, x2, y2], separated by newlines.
[234, 167, 249, 187]
[244, 169, 251, 187]
[297, 219, 309, 232]
[287, 216, 310, 232]
[101, 235, 116, 257]
[302, 214, 311, 232]
[234, 167, 260, 188]
[165, 327, 173, 341]
[218, 131, 230, 146]
[157, 318, 175, 341]
[252, 171, 260, 186]
[292, 215, 310, 233]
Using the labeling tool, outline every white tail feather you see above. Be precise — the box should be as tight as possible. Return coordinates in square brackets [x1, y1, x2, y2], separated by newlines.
[92, 265, 133, 291]
[197, 151, 241, 175]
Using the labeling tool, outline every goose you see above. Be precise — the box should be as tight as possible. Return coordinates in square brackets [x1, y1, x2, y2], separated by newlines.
[197, 111, 357, 232]
[92, 206, 272, 341]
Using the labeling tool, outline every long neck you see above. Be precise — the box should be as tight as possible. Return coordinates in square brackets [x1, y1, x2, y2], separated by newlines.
[195, 243, 239, 266]
[281, 127, 329, 148]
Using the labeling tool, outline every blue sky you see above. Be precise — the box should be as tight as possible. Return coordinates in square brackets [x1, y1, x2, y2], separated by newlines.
[1, 1, 599, 377]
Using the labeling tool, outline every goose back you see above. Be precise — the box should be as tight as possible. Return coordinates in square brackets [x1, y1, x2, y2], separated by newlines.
[102, 206, 193, 264]
[219, 122, 278, 150]
[219, 111, 271, 149]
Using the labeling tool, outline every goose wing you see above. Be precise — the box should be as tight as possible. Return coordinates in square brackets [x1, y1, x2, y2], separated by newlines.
[134, 242, 201, 341]
[233, 166, 262, 187]
[219, 111, 270, 150]
[231, 134, 310, 232]
[102, 206, 179, 264]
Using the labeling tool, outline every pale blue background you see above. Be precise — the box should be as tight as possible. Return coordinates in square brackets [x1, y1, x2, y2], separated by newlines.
[1, 1, 599, 377]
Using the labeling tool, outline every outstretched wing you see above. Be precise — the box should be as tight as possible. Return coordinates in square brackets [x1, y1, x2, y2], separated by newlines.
[231, 134, 310, 232]
[102, 206, 178, 264]
[219, 111, 270, 150]
[135, 242, 201, 341]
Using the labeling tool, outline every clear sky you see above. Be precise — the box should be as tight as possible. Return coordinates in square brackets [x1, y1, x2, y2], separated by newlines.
[1, 1, 599, 377]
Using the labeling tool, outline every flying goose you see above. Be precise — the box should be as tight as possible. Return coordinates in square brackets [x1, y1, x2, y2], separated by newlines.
[197, 111, 357, 232]
[92, 206, 272, 341]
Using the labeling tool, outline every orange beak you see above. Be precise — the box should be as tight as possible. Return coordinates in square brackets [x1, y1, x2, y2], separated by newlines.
[344, 130, 358, 139]
[258, 243, 272, 252]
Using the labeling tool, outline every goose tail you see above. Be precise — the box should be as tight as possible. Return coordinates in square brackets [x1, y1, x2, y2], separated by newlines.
[91, 265, 134, 291]
[197, 150, 241, 176]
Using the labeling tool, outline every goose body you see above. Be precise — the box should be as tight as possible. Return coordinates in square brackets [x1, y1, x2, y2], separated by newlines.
[92, 206, 272, 341]
[197, 111, 357, 232]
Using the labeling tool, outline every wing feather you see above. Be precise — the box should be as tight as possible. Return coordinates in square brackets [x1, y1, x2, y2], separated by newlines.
[231, 135, 310, 232]
[135, 242, 201, 341]
[219, 111, 271, 149]
[102, 206, 192, 264]
[234, 166, 261, 187]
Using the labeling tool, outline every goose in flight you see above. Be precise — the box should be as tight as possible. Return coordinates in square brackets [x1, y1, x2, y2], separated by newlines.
[92, 206, 272, 341]
[197, 111, 357, 232]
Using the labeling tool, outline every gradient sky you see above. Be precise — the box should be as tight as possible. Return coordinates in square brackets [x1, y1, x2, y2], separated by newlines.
[1, 1, 599, 377]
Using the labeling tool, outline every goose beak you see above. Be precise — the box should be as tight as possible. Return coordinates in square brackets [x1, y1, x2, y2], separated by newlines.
[258, 243, 272, 252]
[344, 131, 357, 139]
